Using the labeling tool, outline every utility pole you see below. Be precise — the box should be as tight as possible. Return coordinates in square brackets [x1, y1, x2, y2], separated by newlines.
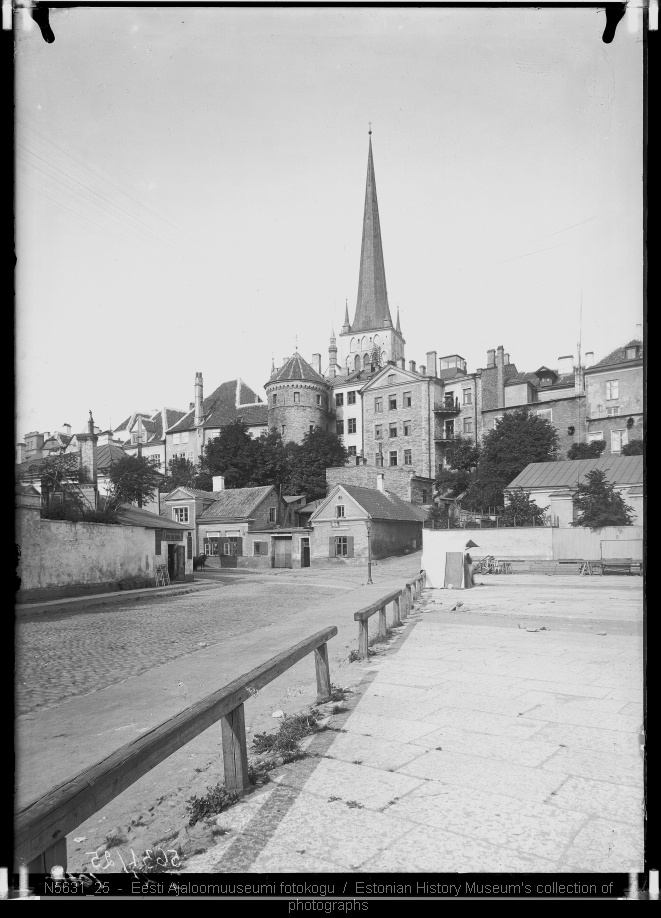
[366, 518, 373, 584]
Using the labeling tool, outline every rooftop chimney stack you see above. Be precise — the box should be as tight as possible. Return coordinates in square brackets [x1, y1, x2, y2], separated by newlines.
[487, 349, 496, 368]
[426, 352, 437, 377]
[504, 353, 510, 365]
[420, 365, 427, 376]
[584, 351, 595, 368]
[376, 473, 386, 493]
[16, 443, 26, 464]
[398, 358, 406, 369]
[557, 355, 574, 376]
[409, 360, 416, 373]
[311, 353, 322, 375]
[194, 372, 204, 427]
[496, 347, 505, 409]
[212, 475, 225, 492]
[62, 423, 71, 437]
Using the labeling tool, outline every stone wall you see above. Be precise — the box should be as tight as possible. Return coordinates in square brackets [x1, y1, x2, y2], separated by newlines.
[266, 381, 329, 444]
[326, 465, 433, 503]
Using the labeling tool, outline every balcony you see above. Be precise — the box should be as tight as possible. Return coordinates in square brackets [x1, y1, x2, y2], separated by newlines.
[433, 396, 461, 415]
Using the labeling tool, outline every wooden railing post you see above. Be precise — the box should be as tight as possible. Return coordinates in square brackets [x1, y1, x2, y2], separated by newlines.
[378, 605, 387, 641]
[359, 619, 369, 658]
[405, 584, 412, 617]
[221, 703, 251, 796]
[393, 594, 401, 626]
[314, 642, 332, 703]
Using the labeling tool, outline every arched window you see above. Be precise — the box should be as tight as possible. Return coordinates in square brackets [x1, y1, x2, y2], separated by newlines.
[373, 334, 381, 346]
[350, 338, 357, 353]
[362, 336, 369, 351]
[363, 352, 370, 368]
[354, 355, 361, 371]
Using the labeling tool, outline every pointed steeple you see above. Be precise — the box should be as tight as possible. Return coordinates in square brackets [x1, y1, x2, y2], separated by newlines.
[352, 132, 393, 332]
[341, 299, 350, 333]
[396, 306, 401, 334]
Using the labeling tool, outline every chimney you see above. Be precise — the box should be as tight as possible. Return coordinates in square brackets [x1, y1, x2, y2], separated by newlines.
[16, 443, 26, 464]
[496, 346, 505, 410]
[426, 351, 437, 377]
[504, 353, 510, 365]
[584, 351, 595, 368]
[398, 358, 406, 369]
[557, 355, 574, 375]
[409, 360, 416, 373]
[77, 413, 98, 486]
[574, 364, 585, 395]
[62, 423, 71, 437]
[212, 475, 225, 492]
[311, 353, 322, 375]
[487, 349, 496, 368]
[194, 372, 204, 426]
[419, 365, 426, 376]
[376, 472, 386, 493]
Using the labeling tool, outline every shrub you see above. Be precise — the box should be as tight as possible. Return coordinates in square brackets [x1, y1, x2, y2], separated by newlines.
[185, 784, 238, 827]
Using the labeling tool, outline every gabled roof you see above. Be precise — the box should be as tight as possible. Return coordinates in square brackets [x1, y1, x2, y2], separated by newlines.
[327, 368, 378, 388]
[197, 486, 276, 521]
[591, 339, 643, 369]
[313, 484, 426, 523]
[167, 380, 267, 434]
[269, 353, 327, 386]
[506, 456, 643, 491]
[96, 442, 128, 471]
[360, 362, 424, 392]
[164, 486, 224, 501]
[116, 503, 192, 530]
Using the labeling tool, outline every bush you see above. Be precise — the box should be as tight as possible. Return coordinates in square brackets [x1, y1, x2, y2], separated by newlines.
[185, 784, 238, 827]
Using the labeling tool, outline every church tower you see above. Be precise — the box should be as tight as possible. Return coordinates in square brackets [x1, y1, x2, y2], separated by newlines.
[338, 132, 406, 373]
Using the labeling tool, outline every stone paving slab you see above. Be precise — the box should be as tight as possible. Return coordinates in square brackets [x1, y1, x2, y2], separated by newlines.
[533, 722, 642, 756]
[546, 775, 644, 825]
[405, 727, 560, 768]
[558, 818, 643, 872]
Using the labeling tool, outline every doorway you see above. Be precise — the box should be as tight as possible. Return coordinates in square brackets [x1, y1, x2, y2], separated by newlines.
[273, 537, 292, 569]
[301, 537, 310, 568]
[444, 420, 454, 440]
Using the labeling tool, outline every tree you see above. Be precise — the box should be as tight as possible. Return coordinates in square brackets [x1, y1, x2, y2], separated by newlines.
[440, 435, 480, 472]
[500, 489, 548, 526]
[571, 469, 635, 528]
[426, 502, 456, 530]
[250, 429, 292, 490]
[199, 421, 261, 489]
[105, 454, 162, 510]
[286, 427, 348, 500]
[37, 453, 83, 509]
[567, 440, 606, 460]
[162, 456, 200, 493]
[621, 438, 643, 456]
[464, 408, 558, 511]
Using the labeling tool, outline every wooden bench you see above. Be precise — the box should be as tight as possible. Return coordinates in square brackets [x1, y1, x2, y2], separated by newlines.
[601, 560, 642, 575]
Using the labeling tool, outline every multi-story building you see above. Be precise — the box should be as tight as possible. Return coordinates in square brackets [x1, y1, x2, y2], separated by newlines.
[584, 340, 643, 454]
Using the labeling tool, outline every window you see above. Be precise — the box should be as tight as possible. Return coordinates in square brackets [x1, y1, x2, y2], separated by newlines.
[294, 392, 300, 404]
[537, 409, 553, 422]
[403, 421, 411, 437]
[611, 430, 627, 453]
[389, 451, 398, 466]
[463, 418, 474, 435]
[374, 397, 383, 413]
[173, 433, 180, 446]
[310, 425, 314, 433]
[606, 407, 620, 417]
[588, 431, 603, 442]
[173, 507, 189, 523]
[375, 424, 382, 439]
[389, 395, 397, 410]
[181, 432, 189, 445]
[253, 541, 267, 555]
[224, 538, 239, 556]
[347, 446, 357, 457]
[335, 393, 344, 407]
[336, 420, 344, 435]
[606, 380, 619, 400]
[316, 394, 322, 406]
[376, 453, 384, 467]
[404, 449, 412, 465]
[272, 394, 277, 405]
[269, 508, 277, 522]
[422, 490, 429, 503]
[347, 391, 356, 405]
[348, 418, 357, 434]
[389, 424, 398, 438]
[404, 391, 412, 408]
[625, 345, 639, 360]
[281, 425, 286, 436]
[336, 505, 345, 518]
[463, 388, 472, 405]
[335, 536, 349, 557]
[388, 374, 395, 384]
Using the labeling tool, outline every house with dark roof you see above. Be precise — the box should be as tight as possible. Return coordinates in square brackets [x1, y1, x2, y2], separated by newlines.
[165, 374, 268, 468]
[116, 408, 188, 472]
[506, 455, 643, 527]
[584, 340, 643, 455]
[310, 475, 426, 562]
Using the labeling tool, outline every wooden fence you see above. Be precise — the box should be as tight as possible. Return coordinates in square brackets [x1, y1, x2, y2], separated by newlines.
[354, 571, 426, 658]
[15, 626, 338, 873]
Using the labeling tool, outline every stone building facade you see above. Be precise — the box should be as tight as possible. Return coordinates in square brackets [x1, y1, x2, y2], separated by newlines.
[584, 340, 643, 455]
[265, 352, 329, 442]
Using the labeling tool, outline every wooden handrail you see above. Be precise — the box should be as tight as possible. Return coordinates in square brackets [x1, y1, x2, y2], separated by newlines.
[15, 626, 337, 870]
[353, 572, 426, 659]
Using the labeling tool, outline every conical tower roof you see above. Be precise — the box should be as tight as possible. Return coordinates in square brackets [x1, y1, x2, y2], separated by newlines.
[267, 352, 327, 386]
[351, 135, 393, 333]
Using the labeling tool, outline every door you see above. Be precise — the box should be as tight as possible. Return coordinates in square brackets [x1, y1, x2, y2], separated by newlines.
[444, 420, 454, 439]
[167, 544, 176, 580]
[301, 537, 310, 568]
[273, 537, 292, 569]
[219, 537, 242, 568]
[175, 545, 186, 581]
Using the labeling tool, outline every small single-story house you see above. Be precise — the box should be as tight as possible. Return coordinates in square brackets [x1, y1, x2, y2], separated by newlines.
[505, 455, 643, 527]
[195, 485, 290, 567]
[310, 475, 426, 562]
[116, 503, 194, 582]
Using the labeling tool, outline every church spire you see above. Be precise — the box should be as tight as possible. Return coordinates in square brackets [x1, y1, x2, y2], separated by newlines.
[396, 306, 401, 334]
[351, 132, 393, 333]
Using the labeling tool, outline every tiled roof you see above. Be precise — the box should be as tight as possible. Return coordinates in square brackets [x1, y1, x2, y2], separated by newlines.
[116, 503, 192, 530]
[506, 456, 643, 491]
[167, 380, 267, 434]
[269, 353, 327, 385]
[327, 369, 374, 388]
[592, 339, 643, 368]
[96, 443, 129, 471]
[164, 487, 224, 501]
[283, 495, 305, 504]
[197, 486, 275, 521]
[507, 371, 575, 391]
[342, 484, 428, 522]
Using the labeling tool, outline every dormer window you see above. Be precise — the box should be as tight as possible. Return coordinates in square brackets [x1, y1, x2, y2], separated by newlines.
[625, 345, 639, 360]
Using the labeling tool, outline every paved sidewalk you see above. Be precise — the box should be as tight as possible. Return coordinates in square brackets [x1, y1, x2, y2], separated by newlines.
[183, 588, 644, 873]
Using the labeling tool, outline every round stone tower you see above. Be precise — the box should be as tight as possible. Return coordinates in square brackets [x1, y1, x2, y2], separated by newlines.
[265, 352, 329, 443]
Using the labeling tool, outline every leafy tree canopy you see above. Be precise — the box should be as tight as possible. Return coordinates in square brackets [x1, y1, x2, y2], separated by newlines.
[500, 489, 548, 526]
[621, 438, 643, 456]
[571, 469, 635, 529]
[287, 427, 348, 500]
[567, 440, 606, 460]
[440, 436, 480, 472]
[162, 456, 201, 493]
[106, 454, 162, 510]
[200, 421, 261, 489]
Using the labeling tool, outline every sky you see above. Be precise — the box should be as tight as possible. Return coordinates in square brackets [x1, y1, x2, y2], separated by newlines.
[15, 5, 644, 438]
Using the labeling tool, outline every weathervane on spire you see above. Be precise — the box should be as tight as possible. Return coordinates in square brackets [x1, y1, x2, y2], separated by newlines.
[295, 335, 298, 352]
[368, 121, 372, 135]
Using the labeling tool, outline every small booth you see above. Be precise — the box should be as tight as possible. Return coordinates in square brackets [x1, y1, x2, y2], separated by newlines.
[421, 533, 478, 589]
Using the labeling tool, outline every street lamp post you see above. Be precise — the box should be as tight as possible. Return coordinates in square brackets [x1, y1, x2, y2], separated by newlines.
[366, 518, 373, 584]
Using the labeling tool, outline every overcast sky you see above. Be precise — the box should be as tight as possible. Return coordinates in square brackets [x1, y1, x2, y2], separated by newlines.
[15, 5, 644, 438]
